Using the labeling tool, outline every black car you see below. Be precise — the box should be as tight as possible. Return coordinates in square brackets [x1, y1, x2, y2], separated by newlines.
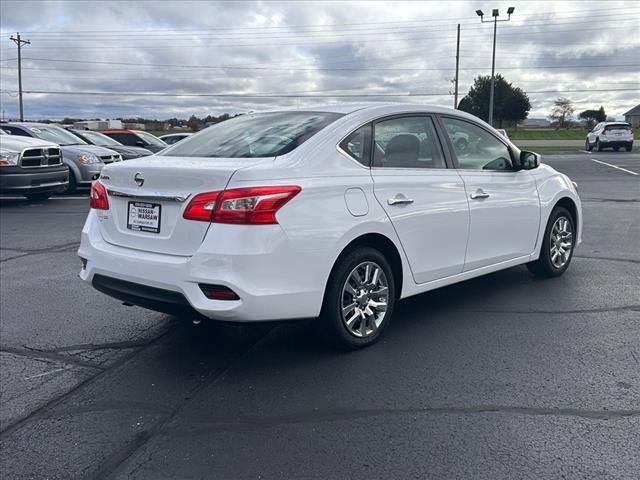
[66, 128, 153, 160]
[99, 129, 168, 153]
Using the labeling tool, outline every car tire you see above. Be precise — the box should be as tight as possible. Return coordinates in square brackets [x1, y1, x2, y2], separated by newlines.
[585, 139, 592, 152]
[596, 139, 603, 151]
[66, 171, 77, 194]
[613, 146, 620, 152]
[320, 246, 395, 350]
[626, 143, 633, 152]
[24, 192, 51, 203]
[527, 206, 575, 278]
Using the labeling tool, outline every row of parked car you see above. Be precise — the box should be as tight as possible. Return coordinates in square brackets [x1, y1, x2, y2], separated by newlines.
[0, 123, 191, 201]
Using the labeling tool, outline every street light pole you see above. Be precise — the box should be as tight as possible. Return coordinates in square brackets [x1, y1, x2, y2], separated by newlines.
[476, 7, 514, 126]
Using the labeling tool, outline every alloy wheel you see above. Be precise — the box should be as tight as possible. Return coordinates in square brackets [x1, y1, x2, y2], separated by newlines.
[340, 261, 389, 338]
[549, 216, 573, 269]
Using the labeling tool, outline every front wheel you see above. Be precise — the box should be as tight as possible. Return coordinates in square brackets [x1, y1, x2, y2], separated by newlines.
[613, 146, 620, 152]
[596, 139, 604, 152]
[320, 247, 395, 350]
[585, 139, 592, 152]
[527, 206, 575, 278]
[66, 171, 77, 194]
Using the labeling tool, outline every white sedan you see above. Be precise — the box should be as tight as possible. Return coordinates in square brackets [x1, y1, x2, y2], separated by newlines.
[79, 104, 581, 349]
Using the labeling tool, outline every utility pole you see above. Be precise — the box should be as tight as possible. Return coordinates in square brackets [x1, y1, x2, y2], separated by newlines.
[476, 7, 514, 126]
[9, 32, 30, 121]
[454, 23, 460, 109]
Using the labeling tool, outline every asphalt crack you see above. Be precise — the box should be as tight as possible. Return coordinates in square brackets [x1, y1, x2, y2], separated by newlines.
[162, 405, 640, 436]
[0, 241, 80, 263]
[1, 345, 104, 371]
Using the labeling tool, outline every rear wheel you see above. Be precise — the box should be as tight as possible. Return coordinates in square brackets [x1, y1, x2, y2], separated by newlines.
[596, 139, 604, 151]
[320, 247, 395, 350]
[613, 146, 620, 152]
[24, 192, 51, 203]
[585, 139, 592, 152]
[626, 143, 633, 152]
[527, 206, 575, 278]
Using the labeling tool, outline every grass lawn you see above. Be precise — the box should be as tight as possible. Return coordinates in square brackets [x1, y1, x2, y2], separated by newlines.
[507, 126, 640, 140]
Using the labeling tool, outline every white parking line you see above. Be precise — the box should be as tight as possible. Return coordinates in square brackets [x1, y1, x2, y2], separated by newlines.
[591, 158, 638, 176]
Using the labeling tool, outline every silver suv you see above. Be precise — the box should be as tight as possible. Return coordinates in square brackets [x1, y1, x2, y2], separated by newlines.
[585, 122, 634, 152]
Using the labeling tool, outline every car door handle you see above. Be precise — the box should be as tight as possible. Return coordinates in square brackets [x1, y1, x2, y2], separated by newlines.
[387, 195, 414, 205]
[470, 189, 490, 200]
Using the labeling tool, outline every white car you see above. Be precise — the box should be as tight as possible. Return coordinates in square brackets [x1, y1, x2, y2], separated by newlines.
[159, 132, 193, 145]
[79, 104, 582, 349]
[496, 128, 509, 139]
[585, 122, 634, 152]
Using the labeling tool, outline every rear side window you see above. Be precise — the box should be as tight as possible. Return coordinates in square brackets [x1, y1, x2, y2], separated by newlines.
[2, 126, 30, 137]
[161, 111, 343, 158]
[339, 124, 371, 166]
[372, 116, 445, 169]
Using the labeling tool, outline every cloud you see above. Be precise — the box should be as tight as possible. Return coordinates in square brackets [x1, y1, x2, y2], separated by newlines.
[0, 0, 638, 120]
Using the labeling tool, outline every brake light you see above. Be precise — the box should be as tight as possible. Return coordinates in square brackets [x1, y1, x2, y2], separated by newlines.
[90, 181, 109, 210]
[183, 186, 301, 224]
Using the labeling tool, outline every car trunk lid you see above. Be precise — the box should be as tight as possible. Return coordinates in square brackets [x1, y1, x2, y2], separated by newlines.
[96, 156, 271, 255]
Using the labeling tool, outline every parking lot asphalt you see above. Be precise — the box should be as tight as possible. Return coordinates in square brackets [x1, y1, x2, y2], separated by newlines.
[1, 151, 639, 479]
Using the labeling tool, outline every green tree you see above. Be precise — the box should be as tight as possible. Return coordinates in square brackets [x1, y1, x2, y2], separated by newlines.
[186, 115, 201, 132]
[457, 75, 531, 127]
[578, 106, 607, 128]
[550, 97, 574, 129]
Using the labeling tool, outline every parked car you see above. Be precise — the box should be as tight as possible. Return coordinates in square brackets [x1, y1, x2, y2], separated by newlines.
[66, 128, 153, 159]
[79, 104, 581, 350]
[159, 132, 193, 145]
[496, 128, 509, 139]
[99, 129, 168, 153]
[585, 122, 634, 152]
[1, 123, 122, 192]
[0, 130, 68, 201]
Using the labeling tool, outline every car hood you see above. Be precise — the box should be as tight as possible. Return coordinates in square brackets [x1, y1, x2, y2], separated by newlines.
[0, 135, 58, 151]
[61, 144, 120, 157]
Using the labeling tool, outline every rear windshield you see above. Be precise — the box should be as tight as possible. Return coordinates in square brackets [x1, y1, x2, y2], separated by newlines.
[160, 111, 343, 158]
[604, 124, 631, 131]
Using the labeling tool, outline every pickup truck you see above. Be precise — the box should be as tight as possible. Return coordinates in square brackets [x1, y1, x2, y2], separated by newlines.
[0, 130, 69, 201]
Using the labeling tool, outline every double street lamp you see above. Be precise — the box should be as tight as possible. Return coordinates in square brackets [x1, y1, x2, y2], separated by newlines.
[476, 7, 515, 126]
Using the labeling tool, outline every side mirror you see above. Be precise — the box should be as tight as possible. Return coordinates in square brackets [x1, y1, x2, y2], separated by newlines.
[520, 150, 539, 170]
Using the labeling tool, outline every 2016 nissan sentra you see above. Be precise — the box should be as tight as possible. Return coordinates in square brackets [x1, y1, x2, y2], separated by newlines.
[78, 104, 582, 349]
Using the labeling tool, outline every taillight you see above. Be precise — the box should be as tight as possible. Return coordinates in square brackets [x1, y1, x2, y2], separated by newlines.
[90, 181, 109, 210]
[183, 186, 301, 225]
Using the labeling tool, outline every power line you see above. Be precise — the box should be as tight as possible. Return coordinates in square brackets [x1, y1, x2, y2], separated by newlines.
[2, 88, 636, 98]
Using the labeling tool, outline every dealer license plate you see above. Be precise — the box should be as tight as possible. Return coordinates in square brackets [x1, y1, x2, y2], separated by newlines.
[127, 201, 161, 233]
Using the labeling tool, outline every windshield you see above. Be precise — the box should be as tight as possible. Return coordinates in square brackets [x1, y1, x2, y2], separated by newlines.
[27, 125, 87, 146]
[161, 111, 343, 158]
[74, 130, 122, 146]
[605, 124, 631, 131]
[136, 131, 167, 147]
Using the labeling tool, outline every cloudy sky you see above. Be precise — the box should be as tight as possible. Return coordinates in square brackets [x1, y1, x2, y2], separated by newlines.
[0, 0, 638, 121]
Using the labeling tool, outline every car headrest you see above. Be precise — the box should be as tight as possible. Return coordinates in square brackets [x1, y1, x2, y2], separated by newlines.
[385, 134, 419, 163]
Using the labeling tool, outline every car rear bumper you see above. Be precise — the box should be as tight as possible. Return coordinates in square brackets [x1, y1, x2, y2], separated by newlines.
[600, 140, 633, 147]
[0, 167, 69, 194]
[78, 212, 326, 322]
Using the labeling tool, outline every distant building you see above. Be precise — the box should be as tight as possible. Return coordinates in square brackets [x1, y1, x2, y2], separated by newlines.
[518, 118, 551, 128]
[145, 121, 170, 131]
[623, 104, 640, 128]
[123, 122, 146, 130]
[73, 119, 123, 130]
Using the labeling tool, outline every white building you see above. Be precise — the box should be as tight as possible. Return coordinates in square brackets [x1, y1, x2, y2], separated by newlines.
[73, 119, 123, 130]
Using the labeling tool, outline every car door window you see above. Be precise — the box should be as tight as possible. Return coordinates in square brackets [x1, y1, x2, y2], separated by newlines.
[372, 116, 445, 169]
[339, 124, 371, 166]
[442, 117, 514, 171]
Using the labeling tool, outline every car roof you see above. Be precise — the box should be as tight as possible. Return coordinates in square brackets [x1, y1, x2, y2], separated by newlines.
[2, 122, 61, 128]
[99, 129, 145, 134]
[250, 102, 460, 115]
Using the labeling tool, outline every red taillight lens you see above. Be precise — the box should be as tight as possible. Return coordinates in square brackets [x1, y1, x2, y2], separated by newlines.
[182, 191, 220, 222]
[199, 284, 240, 301]
[183, 186, 301, 225]
[90, 181, 109, 210]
